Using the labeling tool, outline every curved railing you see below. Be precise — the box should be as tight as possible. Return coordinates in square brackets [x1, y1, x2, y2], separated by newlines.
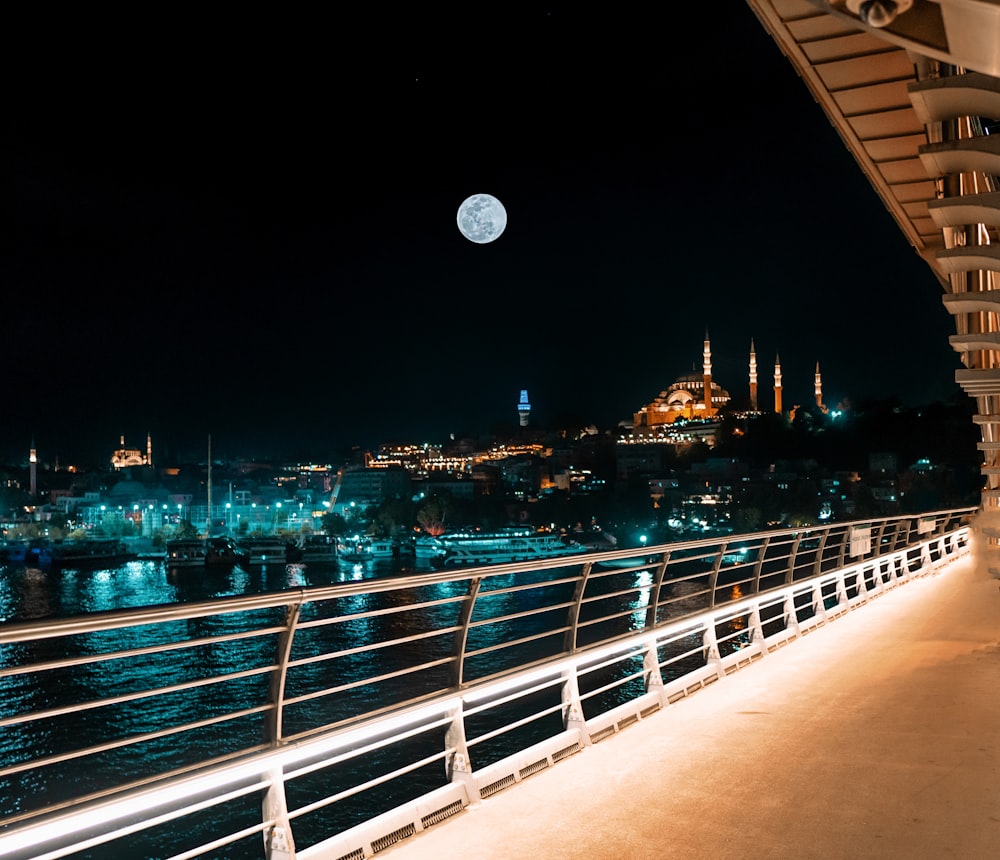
[0, 508, 974, 859]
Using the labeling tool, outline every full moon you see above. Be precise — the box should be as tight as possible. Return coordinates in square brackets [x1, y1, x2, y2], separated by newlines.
[457, 194, 507, 244]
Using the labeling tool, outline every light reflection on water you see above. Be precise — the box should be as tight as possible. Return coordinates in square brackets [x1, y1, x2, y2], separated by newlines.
[0, 555, 436, 623]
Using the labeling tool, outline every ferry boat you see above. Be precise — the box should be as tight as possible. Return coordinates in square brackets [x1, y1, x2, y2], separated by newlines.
[368, 537, 396, 559]
[337, 536, 373, 562]
[243, 536, 292, 566]
[1, 539, 131, 570]
[0, 541, 53, 568]
[296, 535, 337, 563]
[431, 528, 589, 568]
[166, 537, 249, 568]
[413, 535, 447, 563]
[49, 538, 134, 569]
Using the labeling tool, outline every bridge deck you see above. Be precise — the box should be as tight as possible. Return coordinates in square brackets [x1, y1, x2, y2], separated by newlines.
[381, 553, 999, 860]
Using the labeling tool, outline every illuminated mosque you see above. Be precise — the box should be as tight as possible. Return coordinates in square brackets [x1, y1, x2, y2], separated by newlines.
[632, 334, 826, 430]
[111, 433, 153, 470]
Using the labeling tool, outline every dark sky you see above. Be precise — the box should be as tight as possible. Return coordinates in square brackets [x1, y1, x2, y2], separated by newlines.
[5, 6, 963, 465]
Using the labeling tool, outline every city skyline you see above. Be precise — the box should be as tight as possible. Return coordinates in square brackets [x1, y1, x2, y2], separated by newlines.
[6, 7, 963, 464]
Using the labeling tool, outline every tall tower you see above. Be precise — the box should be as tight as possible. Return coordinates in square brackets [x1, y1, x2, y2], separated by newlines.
[774, 354, 783, 415]
[517, 390, 531, 427]
[814, 362, 824, 411]
[702, 331, 713, 417]
[146, 432, 153, 467]
[29, 437, 37, 498]
[749, 339, 758, 412]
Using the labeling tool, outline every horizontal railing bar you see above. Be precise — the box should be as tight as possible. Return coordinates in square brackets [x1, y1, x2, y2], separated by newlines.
[0, 664, 277, 729]
[462, 625, 573, 661]
[0, 702, 273, 780]
[282, 656, 456, 708]
[461, 674, 565, 720]
[579, 668, 647, 704]
[286, 626, 462, 670]
[294, 593, 468, 632]
[166, 816, 274, 860]
[0, 625, 287, 679]
[70, 778, 274, 860]
[466, 702, 566, 748]
[287, 746, 454, 822]
[466, 600, 576, 630]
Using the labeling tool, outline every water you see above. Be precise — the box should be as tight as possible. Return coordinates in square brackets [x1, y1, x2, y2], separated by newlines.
[0, 554, 434, 623]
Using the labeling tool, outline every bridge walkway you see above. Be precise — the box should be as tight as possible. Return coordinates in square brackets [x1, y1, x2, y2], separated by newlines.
[380, 553, 999, 860]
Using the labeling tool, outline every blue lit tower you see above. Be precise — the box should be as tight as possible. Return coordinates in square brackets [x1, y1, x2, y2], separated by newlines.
[517, 390, 531, 427]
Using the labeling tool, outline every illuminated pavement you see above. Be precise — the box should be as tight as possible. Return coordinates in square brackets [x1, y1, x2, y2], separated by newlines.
[381, 552, 1000, 859]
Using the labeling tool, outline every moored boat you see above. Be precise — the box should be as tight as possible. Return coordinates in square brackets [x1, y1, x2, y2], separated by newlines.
[367, 537, 396, 559]
[431, 528, 589, 568]
[413, 535, 447, 563]
[165, 537, 250, 568]
[166, 539, 207, 567]
[49, 538, 134, 569]
[338, 537, 373, 562]
[243, 536, 292, 566]
[205, 537, 250, 567]
[296, 535, 337, 563]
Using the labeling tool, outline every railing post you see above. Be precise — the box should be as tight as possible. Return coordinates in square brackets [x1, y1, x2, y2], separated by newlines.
[856, 565, 869, 603]
[261, 598, 302, 859]
[561, 666, 590, 745]
[709, 543, 726, 608]
[750, 535, 770, 594]
[450, 578, 482, 688]
[262, 766, 295, 860]
[834, 569, 850, 611]
[813, 529, 829, 578]
[783, 591, 800, 639]
[702, 621, 723, 674]
[564, 561, 594, 652]
[642, 636, 668, 708]
[748, 603, 765, 647]
[445, 703, 480, 802]
[787, 533, 803, 585]
[811, 581, 828, 624]
[920, 541, 933, 571]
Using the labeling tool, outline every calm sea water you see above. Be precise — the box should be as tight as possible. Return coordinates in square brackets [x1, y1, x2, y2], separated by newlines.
[0, 554, 433, 623]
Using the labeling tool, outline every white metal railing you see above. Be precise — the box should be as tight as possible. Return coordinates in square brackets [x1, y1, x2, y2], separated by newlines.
[0, 508, 974, 860]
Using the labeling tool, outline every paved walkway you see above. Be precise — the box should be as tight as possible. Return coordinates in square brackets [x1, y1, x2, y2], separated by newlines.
[382, 553, 1000, 859]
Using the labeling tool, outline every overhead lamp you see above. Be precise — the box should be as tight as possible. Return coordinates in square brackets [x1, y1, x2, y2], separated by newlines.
[845, 0, 913, 29]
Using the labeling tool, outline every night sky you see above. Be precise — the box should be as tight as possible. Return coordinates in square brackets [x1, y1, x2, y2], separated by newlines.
[5, 6, 964, 466]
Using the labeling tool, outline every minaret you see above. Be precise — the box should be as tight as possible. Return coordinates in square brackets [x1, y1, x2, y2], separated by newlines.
[749, 339, 758, 412]
[29, 437, 37, 498]
[146, 432, 153, 467]
[815, 362, 824, 411]
[702, 331, 713, 417]
[774, 354, 783, 415]
[517, 390, 531, 427]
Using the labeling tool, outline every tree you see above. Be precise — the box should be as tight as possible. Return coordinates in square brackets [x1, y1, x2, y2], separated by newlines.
[416, 494, 452, 536]
[321, 512, 348, 537]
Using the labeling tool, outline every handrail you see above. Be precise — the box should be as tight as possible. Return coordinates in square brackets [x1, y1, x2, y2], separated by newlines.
[0, 507, 976, 859]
